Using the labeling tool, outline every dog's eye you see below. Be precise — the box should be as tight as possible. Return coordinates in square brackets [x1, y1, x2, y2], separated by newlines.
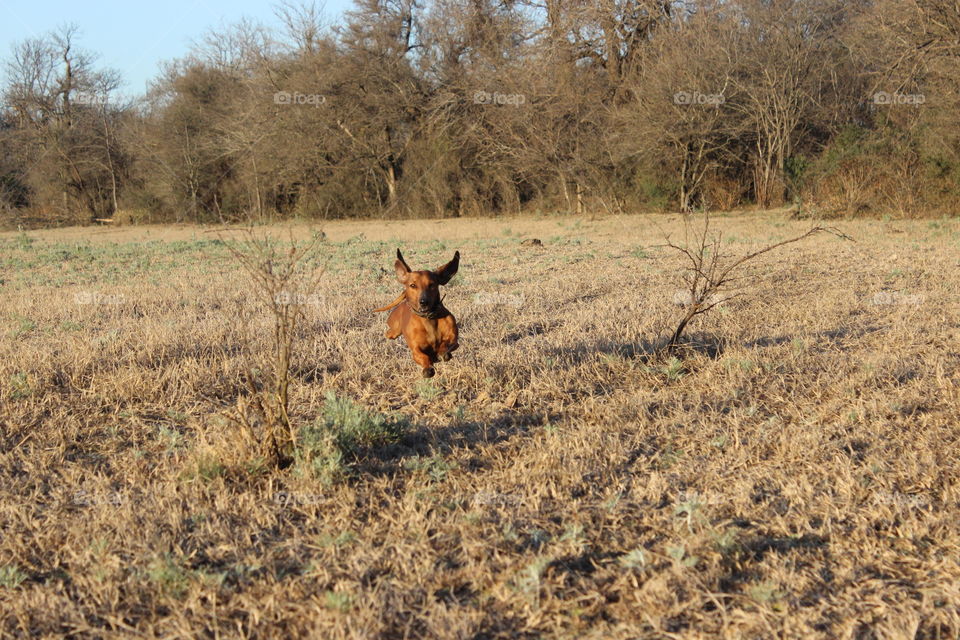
[409, 284, 416, 289]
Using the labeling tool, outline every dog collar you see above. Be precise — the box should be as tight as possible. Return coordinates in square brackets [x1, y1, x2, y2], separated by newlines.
[407, 301, 446, 319]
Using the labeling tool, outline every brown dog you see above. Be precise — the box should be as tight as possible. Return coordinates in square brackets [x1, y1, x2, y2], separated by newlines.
[374, 249, 460, 377]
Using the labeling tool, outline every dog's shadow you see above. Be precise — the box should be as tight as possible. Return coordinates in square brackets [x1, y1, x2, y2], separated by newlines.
[353, 407, 558, 478]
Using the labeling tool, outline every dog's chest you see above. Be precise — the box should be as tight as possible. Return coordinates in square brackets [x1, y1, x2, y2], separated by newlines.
[421, 319, 441, 346]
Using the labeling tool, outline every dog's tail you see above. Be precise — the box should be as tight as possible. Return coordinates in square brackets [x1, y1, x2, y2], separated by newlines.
[373, 291, 406, 313]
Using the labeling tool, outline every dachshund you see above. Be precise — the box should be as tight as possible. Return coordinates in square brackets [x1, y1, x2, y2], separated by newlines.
[374, 249, 460, 378]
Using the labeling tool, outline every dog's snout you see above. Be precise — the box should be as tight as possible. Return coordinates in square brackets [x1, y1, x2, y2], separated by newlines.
[419, 295, 429, 307]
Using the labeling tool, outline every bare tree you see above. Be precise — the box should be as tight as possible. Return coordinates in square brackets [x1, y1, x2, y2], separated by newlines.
[615, 2, 742, 212]
[661, 212, 855, 353]
[1, 25, 126, 222]
[730, 0, 848, 209]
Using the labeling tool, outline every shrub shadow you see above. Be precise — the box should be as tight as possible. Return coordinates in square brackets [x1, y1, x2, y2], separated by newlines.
[745, 324, 884, 353]
[543, 331, 727, 365]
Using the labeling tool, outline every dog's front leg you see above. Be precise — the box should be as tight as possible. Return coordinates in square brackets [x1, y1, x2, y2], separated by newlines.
[411, 347, 436, 378]
[435, 314, 459, 362]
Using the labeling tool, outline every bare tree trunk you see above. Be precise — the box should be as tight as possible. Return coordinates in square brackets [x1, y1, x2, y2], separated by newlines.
[386, 163, 398, 209]
[679, 152, 691, 212]
[753, 144, 783, 210]
[251, 153, 263, 221]
[600, 0, 621, 84]
[100, 106, 119, 215]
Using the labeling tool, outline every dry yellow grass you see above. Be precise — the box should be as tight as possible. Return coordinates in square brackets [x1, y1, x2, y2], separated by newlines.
[1, 212, 958, 639]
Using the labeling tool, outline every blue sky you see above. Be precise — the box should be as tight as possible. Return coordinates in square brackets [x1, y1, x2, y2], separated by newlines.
[0, 0, 352, 96]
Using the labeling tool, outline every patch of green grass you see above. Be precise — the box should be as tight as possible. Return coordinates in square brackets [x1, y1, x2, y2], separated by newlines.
[157, 426, 185, 453]
[15, 232, 34, 250]
[512, 556, 552, 605]
[296, 391, 408, 483]
[9, 315, 36, 339]
[8, 372, 31, 400]
[662, 357, 685, 381]
[449, 404, 467, 424]
[60, 320, 84, 332]
[712, 528, 740, 553]
[165, 409, 189, 426]
[659, 445, 684, 469]
[558, 524, 586, 552]
[146, 554, 190, 599]
[323, 590, 353, 612]
[619, 548, 647, 569]
[667, 544, 699, 568]
[317, 530, 356, 549]
[710, 435, 729, 449]
[0, 238, 234, 288]
[674, 493, 707, 530]
[186, 454, 225, 482]
[725, 358, 756, 373]
[748, 581, 784, 606]
[403, 454, 455, 483]
[0, 565, 28, 589]
[416, 379, 441, 400]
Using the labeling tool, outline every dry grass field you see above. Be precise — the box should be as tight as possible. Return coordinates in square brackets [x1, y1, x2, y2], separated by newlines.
[1, 212, 959, 639]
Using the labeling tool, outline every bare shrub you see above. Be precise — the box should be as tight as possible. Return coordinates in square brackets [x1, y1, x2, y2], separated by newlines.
[660, 212, 855, 354]
[221, 228, 326, 469]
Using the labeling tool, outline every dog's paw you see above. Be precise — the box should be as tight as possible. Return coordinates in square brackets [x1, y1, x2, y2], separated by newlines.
[421, 367, 436, 378]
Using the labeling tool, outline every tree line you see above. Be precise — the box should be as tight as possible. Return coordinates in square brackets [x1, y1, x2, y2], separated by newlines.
[2, 0, 959, 227]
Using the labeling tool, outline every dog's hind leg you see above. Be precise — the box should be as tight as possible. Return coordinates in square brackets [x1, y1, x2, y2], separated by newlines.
[385, 306, 404, 339]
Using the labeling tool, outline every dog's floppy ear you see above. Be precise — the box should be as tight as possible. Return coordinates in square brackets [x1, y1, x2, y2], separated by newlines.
[434, 251, 460, 285]
[394, 248, 411, 282]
